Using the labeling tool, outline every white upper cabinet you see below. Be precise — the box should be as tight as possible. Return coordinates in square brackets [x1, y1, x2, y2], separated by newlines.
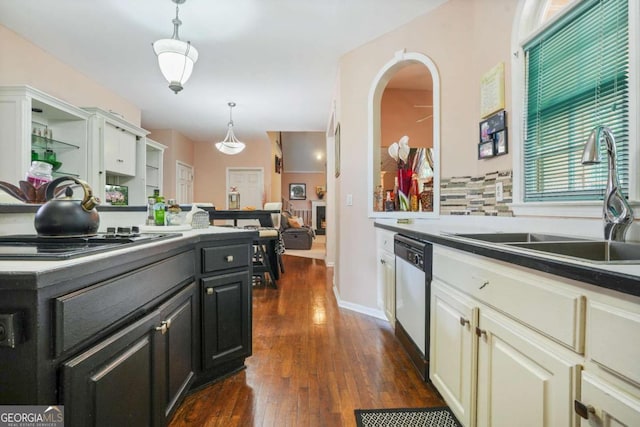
[84, 108, 148, 205]
[0, 86, 89, 186]
[104, 122, 137, 177]
[145, 138, 166, 197]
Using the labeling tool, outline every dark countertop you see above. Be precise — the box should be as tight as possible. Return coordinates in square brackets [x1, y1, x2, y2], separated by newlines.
[376, 222, 640, 298]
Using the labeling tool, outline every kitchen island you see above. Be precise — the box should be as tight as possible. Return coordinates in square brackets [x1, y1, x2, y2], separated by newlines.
[0, 226, 257, 427]
[375, 219, 640, 426]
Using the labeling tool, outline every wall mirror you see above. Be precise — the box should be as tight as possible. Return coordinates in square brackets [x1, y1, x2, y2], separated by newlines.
[367, 50, 440, 218]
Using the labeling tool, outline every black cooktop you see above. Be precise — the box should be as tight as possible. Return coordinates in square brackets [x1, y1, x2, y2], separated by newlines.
[0, 228, 181, 260]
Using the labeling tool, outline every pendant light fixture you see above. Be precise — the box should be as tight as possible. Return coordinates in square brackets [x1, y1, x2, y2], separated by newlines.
[215, 102, 246, 155]
[152, 0, 199, 94]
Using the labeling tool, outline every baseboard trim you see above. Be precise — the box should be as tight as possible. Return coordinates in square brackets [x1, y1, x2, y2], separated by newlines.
[332, 285, 387, 320]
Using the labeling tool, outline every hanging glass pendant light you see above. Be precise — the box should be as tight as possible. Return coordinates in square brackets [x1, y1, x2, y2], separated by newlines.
[215, 102, 246, 155]
[152, 0, 199, 94]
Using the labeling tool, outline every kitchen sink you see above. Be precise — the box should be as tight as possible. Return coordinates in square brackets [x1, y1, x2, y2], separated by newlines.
[453, 232, 588, 244]
[506, 241, 640, 263]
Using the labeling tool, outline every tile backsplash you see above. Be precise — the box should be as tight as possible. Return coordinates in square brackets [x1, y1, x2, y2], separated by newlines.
[440, 170, 513, 216]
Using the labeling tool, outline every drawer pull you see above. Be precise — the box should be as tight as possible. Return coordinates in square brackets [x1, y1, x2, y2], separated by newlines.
[225, 255, 234, 263]
[479, 281, 489, 290]
[380, 259, 386, 265]
[459, 317, 470, 327]
[574, 400, 595, 420]
[475, 327, 487, 339]
[206, 287, 214, 295]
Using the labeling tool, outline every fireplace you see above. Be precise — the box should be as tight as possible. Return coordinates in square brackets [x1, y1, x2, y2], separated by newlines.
[316, 205, 326, 235]
[311, 201, 326, 235]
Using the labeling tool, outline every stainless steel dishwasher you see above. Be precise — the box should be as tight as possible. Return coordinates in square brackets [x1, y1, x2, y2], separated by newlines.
[394, 234, 432, 381]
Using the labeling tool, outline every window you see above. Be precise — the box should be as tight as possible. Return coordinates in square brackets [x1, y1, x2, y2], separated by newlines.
[522, 0, 630, 202]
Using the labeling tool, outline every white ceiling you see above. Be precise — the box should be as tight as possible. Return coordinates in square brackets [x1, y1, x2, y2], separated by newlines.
[0, 0, 447, 144]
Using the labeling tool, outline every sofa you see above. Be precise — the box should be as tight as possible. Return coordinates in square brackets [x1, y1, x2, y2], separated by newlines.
[280, 211, 315, 250]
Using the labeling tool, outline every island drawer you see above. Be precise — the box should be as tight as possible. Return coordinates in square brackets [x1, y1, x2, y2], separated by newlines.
[202, 244, 250, 273]
[433, 246, 585, 352]
[54, 250, 195, 356]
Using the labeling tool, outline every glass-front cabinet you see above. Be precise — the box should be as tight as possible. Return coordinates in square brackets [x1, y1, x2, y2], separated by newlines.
[0, 86, 89, 186]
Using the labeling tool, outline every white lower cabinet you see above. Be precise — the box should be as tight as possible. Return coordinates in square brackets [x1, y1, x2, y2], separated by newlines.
[476, 308, 579, 427]
[376, 229, 396, 323]
[431, 246, 583, 427]
[431, 280, 477, 427]
[577, 371, 640, 426]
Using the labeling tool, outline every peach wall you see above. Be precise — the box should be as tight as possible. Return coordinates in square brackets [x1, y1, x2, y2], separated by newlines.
[193, 136, 273, 208]
[282, 173, 327, 212]
[147, 129, 196, 200]
[381, 88, 433, 190]
[0, 25, 140, 126]
[335, 0, 517, 310]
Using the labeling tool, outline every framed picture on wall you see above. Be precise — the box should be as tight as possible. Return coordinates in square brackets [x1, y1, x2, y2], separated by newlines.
[478, 140, 495, 159]
[275, 155, 282, 173]
[494, 129, 508, 155]
[289, 183, 306, 200]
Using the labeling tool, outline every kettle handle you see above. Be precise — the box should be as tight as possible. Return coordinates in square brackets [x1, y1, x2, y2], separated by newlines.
[45, 176, 100, 211]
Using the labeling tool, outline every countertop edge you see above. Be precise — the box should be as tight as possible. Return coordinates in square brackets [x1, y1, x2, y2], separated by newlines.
[375, 222, 640, 298]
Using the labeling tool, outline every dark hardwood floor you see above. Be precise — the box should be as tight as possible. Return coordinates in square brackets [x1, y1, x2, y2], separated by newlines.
[169, 255, 443, 427]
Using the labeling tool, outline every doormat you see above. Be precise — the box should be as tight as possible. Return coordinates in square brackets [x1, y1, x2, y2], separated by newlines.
[355, 406, 461, 427]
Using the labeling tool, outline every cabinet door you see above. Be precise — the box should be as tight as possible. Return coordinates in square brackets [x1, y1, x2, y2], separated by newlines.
[155, 283, 196, 424]
[476, 308, 579, 427]
[202, 271, 251, 370]
[380, 251, 395, 323]
[62, 310, 162, 427]
[578, 371, 640, 426]
[104, 123, 136, 176]
[430, 280, 478, 427]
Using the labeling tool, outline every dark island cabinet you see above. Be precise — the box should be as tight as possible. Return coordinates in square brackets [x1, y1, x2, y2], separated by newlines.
[202, 271, 250, 369]
[194, 237, 253, 386]
[62, 282, 196, 427]
[0, 231, 256, 426]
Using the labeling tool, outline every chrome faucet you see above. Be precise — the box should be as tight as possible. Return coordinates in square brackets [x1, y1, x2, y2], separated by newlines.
[581, 126, 634, 241]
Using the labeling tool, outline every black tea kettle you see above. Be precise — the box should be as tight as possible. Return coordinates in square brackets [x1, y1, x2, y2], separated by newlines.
[34, 176, 101, 237]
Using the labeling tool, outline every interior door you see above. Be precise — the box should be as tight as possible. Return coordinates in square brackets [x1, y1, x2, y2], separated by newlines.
[227, 168, 264, 226]
[176, 161, 193, 204]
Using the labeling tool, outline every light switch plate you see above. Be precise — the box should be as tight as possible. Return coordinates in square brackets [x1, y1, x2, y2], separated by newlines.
[346, 194, 353, 206]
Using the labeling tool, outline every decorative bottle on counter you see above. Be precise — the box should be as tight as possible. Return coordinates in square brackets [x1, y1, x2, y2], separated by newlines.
[154, 193, 166, 226]
[147, 197, 156, 225]
[228, 187, 240, 210]
[409, 173, 419, 212]
[384, 190, 394, 211]
[166, 199, 182, 225]
[420, 181, 433, 212]
[25, 161, 52, 188]
[374, 185, 384, 211]
[393, 177, 400, 211]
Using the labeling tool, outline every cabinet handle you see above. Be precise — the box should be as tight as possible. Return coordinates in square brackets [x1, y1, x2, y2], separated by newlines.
[155, 321, 168, 335]
[475, 327, 487, 339]
[459, 317, 470, 327]
[574, 400, 595, 420]
[117, 159, 124, 163]
[479, 281, 489, 290]
[225, 255, 234, 263]
[206, 287, 214, 295]
[380, 259, 386, 264]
